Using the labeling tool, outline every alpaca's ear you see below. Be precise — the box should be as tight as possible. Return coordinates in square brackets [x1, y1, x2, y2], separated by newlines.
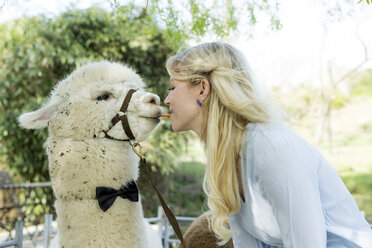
[18, 100, 60, 129]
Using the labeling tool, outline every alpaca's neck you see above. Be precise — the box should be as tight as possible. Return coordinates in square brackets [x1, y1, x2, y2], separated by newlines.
[47, 136, 139, 200]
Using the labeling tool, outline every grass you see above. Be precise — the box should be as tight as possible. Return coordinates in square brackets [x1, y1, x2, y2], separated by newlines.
[340, 172, 372, 223]
[179, 161, 205, 175]
[166, 161, 208, 217]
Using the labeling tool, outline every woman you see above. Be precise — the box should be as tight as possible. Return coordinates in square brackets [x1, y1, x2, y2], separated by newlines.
[163, 42, 372, 247]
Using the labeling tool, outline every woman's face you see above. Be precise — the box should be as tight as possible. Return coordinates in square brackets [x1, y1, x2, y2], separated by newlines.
[164, 78, 203, 136]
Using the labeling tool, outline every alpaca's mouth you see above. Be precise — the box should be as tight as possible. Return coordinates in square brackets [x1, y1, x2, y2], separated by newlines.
[139, 116, 160, 119]
[137, 115, 162, 123]
[138, 112, 163, 119]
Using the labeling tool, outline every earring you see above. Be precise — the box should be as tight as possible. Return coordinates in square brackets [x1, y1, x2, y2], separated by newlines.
[196, 100, 202, 107]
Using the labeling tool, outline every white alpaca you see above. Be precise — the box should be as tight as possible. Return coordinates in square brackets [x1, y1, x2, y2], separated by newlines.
[19, 61, 163, 248]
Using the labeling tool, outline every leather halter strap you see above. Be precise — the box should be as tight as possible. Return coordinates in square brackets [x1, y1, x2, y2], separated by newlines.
[103, 89, 137, 141]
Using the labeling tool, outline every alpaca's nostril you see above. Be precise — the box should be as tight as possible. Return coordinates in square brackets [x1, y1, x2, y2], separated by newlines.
[145, 95, 160, 105]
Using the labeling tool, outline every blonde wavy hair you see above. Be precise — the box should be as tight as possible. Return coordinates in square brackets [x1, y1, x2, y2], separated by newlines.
[166, 42, 275, 244]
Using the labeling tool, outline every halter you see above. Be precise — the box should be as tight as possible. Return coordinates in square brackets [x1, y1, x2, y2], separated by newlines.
[103, 89, 137, 142]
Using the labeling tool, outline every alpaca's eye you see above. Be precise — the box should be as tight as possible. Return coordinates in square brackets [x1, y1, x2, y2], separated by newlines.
[96, 93, 111, 101]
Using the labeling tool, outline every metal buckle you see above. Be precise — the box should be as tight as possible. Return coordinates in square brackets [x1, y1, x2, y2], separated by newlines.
[131, 142, 142, 159]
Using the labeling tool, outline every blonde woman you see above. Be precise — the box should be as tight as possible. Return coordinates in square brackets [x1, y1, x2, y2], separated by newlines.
[163, 42, 372, 248]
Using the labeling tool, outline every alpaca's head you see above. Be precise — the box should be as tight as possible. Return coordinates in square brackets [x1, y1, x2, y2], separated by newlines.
[19, 61, 162, 142]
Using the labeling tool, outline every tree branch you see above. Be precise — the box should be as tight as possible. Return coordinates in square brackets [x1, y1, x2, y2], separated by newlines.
[334, 59, 369, 86]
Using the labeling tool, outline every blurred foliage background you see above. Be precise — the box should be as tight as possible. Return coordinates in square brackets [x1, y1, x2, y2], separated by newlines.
[0, 0, 371, 226]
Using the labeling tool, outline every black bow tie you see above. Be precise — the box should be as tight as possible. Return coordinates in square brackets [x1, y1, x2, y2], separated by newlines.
[96, 180, 139, 212]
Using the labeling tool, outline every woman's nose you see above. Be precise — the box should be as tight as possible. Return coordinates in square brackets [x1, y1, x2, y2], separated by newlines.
[164, 94, 170, 106]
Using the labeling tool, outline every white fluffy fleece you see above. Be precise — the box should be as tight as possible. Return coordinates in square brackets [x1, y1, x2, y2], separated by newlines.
[19, 61, 162, 248]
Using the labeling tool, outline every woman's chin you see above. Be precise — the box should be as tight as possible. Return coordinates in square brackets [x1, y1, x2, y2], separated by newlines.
[171, 123, 183, 132]
[171, 125, 180, 132]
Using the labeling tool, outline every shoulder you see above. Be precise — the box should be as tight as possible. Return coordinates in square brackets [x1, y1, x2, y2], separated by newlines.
[243, 122, 308, 153]
[242, 122, 321, 176]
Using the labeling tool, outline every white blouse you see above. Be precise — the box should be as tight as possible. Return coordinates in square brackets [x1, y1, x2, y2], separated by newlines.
[228, 123, 372, 248]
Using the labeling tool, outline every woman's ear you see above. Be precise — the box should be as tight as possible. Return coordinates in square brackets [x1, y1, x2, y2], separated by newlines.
[199, 79, 210, 102]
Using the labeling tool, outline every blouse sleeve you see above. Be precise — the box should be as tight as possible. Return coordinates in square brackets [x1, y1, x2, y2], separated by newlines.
[255, 139, 327, 248]
[228, 214, 260, 248]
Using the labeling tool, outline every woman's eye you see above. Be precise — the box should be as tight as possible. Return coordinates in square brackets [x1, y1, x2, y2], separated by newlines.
[96, 93, 111, 101]
[168, 87, 175, 91]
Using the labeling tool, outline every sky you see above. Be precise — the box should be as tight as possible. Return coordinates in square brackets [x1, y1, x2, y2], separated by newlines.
[235, 0, 372, 89]
[1, 0, 372, 89]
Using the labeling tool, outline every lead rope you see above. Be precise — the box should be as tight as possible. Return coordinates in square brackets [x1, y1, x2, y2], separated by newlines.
[131, 142, 186, 247]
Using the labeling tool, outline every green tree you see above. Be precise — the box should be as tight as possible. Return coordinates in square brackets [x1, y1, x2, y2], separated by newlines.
[109, 0, 282, 47]
[358, 0, 371, 4]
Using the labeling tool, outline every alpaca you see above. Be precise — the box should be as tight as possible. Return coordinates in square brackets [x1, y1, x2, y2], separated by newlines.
[19, 61, 162, 248]
[179, 212, 234, 248]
